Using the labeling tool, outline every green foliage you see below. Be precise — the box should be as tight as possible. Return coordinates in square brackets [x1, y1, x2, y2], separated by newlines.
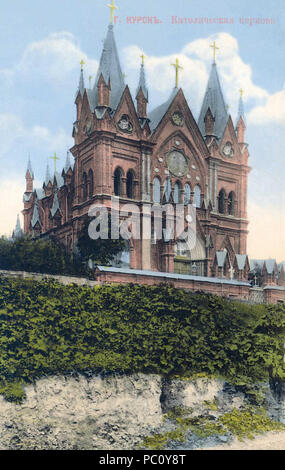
[76, 216, 126, 266]
[141, 405, 285, 449]
[0, 236, 86, 276]
[0, 278, 285, 402]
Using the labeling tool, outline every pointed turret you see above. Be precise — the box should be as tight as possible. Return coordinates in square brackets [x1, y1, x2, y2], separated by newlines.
[64, 151, 73, 173]
[136, 56, 148, 118]
[25, 156, 34, 193]
[76, 60, 85, 99]
[236, 91, 246, 143]
[93, 24, 125, 110]
[198, 63, 228, 141]
[45, 163, 52, 186]
[50, 192, 61, 218]
[12, 215, 23, 240]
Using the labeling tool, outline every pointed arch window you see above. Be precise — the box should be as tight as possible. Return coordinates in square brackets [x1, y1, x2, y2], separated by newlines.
[184, 183, 191, 205]
[163, 177, 172, 203]
[173, 181, 182, 204]
[153, 177, 161, 203]
[228, 191, 235, 215]
[88, 169, 94, 199]
[126, 170, 135, 199]
[114, 167, 123, 196]
[218, 189, 226, 214]
[194, 185, 201, 208]
[82, 172, 88, 201]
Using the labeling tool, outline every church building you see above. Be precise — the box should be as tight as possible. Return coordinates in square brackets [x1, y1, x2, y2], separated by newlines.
[22, 17, 251, 283]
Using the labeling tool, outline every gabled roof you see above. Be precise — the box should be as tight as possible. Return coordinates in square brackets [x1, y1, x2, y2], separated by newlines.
[198, 63, 228, 141]
[215, 250, 228, 267]
[235, 254, 248, 271]
[92, 24, 125, 110]
[31, 204, 41, 228]
[50, 192, 61, 218]
[148, 87, 179, 132]
[136, 63, 148, 101]
[264, 259, 277, 274]
[34, 188, 45, 200]
[53, 172, 64, 188]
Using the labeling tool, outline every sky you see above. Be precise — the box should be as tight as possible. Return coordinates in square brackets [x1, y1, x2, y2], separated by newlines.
[0, 0, 284, 260]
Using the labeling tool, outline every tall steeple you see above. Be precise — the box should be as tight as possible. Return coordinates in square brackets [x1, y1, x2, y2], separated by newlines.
[12, 214, 23, 240]
[236, 89, 246, 143]
[64, 151, 72, 173]
[45, 163, 52, 186]
[136, 54, 148, 118]
[93, 24, 125, 110]
[198, 63, 228, 141]
[25, 156, 34, 193]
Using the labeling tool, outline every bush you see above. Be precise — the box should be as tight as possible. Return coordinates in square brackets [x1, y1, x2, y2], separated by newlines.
[0, 279, 285, 402]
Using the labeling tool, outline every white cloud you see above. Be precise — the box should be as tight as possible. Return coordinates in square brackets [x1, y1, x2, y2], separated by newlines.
[123, 32, 285, 125]
[0, 113, 72, 158]
[247, 87, 285, 126]
[0, 31, 98, 86]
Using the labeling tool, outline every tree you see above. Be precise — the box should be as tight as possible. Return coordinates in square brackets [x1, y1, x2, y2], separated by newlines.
[76, 214, 126, 266]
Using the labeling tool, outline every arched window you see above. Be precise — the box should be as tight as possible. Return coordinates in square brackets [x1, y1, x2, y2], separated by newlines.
[82, 172, 87, 201]
[184, 183, 191, 205]
[228, 191, 235, 215]
[218, 189, 226, 214]
[194, 185, 201, 208]
[173, 181, 182, 204]
[153, 177, 161, 203]
[126, 170, 134, 199]
[163, 177, 172, 203]
[88, 169, 93, 199]
[114, 167, 123, 196]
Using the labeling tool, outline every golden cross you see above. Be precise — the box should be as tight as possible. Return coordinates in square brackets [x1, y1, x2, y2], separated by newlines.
[107, 0, 118, 24]
[80, 59, 85, 70]
[122, 73, 126, 79]
[89, 75, 93, 87]
[140, 53, 145, 65]
[239, 88, 244, 98]
[210, 41, 219, 63]
[50, 152, 60, 172]
[171, 58, 183, 88]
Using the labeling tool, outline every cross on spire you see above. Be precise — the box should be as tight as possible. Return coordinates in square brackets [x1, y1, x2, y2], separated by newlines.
[239, 88, 244, 98]
[50, 152, 60, 172]
[107, 0, 118, 24]
[210, 41, 219, 63]
[80, 59, 85, 70]
[140, 53, 145, 65]
[171, 58, 183, 88]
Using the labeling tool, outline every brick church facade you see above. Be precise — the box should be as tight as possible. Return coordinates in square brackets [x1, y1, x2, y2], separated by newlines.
[21, 22, 285, 302]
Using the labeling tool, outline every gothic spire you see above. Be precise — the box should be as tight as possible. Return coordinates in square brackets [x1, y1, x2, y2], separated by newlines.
[45, 163, 52, 185]
[64, 151, 72, 173]
[236, 90, 246, 127]
[26, 156, 34, 179]
[12, 214, 23, 240]
[198, 63, 228, 141]
[136, 58, 148, 101]
[76, 60, 85, 99]
[93, 24, 125, 110]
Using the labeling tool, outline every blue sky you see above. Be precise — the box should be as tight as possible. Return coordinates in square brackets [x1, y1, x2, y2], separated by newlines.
[0, 0, 284, 260]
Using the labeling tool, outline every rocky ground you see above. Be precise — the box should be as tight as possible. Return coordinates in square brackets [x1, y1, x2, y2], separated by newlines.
[0, 373, 284, 450]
